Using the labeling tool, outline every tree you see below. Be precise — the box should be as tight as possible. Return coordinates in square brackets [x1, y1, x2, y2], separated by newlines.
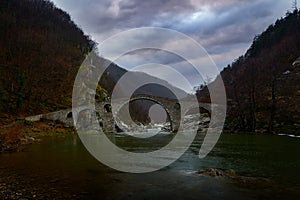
[196, 9, 300, 133]
[0, 0, 96, 116]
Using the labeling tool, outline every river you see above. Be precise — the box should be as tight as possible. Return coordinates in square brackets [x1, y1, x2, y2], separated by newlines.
[1, 132, 300, 199]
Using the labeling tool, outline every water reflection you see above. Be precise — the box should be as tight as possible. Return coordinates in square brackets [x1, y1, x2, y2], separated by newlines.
[1, 133, 300, 199]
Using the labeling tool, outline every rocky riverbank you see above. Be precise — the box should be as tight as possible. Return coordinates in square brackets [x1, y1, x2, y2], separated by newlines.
[197, 168, 273, 186]
[0, 173, 79, 200]
[0, 120, 75, 152]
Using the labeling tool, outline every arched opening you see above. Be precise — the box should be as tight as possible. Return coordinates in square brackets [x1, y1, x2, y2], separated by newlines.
[149, 104, 168, 124]
[67, 112, 72, 118]
[104, 104, 112, 113]
[115, 97, 174, 132]
[199, 107, 211, 117]
[174, 102, 180, 110]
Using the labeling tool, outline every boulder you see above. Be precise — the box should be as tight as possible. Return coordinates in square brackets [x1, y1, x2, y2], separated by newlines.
[197, 168, 236, 177]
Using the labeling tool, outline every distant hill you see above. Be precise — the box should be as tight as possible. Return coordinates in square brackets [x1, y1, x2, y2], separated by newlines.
[101, 62, 187, 99]
[197, 9, 300, 134]
[90, 55, 188, 123]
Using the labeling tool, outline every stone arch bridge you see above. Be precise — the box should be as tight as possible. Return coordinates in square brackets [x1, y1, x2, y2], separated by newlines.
[25, 95, 212, 133]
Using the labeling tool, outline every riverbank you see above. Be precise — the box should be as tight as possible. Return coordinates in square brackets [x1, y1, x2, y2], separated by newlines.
[0, 171, 83, 200]
[1, 119, 300, 153]
[0, 120, 76, 152]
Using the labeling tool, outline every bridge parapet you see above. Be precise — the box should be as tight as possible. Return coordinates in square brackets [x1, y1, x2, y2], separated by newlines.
[25, 95, 213, 133]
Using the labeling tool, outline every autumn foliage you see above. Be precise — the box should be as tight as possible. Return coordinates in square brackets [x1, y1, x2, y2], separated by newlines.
[197, 9, 300, 134]
[0, 0, 95, 118]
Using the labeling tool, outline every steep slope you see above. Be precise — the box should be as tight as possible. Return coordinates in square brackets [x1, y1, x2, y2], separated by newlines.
[0, 0, 187, 125]
[197, 9, 300, 134]
[0, 0, 95, 120]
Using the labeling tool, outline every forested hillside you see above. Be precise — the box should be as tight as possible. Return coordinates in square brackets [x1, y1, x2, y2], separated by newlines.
[0, 0, 188, 126]
[0, 0, 95, 120]
[197, 9, 300, 134]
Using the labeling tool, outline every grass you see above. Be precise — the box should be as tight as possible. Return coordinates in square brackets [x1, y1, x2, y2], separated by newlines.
[0, 120, 76, 152]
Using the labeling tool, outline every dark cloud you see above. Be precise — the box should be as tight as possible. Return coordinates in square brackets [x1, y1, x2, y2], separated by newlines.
[172, 1, 282, 47]
[53, 0, 289, 48]
[52, 0, 291, 90]
[53, 0, 195, 33]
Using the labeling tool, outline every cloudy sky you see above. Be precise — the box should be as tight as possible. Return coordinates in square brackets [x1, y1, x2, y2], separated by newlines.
[52, 0, 292, 92]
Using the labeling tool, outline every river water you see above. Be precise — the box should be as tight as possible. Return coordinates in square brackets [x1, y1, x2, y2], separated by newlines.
[1, 132, 300, 199]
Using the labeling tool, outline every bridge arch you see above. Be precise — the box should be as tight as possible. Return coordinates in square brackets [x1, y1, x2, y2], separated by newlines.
[104, 104, 112, 113]
[67, 111, 73, 118]
[113, 96, 175, 132]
